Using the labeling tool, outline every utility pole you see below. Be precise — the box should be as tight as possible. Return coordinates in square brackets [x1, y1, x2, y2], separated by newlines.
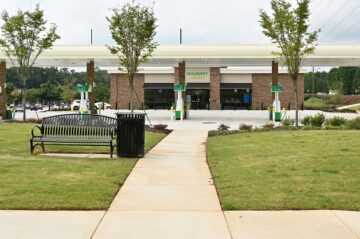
[180, 28, 182, 44]
[91, 29, 93, 45]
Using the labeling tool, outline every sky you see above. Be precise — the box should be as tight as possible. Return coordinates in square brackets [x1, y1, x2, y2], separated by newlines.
[1, 0, 360, 45]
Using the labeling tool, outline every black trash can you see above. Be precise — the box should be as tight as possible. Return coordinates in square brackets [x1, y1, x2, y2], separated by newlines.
[116, 113, 145, 158]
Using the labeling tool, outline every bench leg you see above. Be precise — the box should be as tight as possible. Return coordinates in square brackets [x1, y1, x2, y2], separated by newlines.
[41, 143, 45, 153]
[30, 140, 35, 155]
[110, 142, 114, 159]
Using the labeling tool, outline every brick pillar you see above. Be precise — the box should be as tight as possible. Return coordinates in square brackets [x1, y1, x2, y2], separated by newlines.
[175, 61, 186, 102]
[272, 61, 278, 101]
[0, 62, 6, 119]
[210, 67, 221, 110]
[87, 61, 95, 112]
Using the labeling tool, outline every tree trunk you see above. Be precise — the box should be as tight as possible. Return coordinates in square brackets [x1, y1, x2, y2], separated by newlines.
[22, 88, 26, 122]
[129, 74, 134, 113]
[294, 77, 299, 127]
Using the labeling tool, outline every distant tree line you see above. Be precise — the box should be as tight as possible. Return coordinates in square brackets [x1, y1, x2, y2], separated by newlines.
[5, 67, 110, 105]
[305, 67, 360, 95]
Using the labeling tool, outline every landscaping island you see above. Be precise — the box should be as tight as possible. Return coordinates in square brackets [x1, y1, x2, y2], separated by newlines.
[0, 123, 166, 210]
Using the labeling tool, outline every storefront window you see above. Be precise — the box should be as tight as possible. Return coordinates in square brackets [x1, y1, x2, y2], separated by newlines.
[221, 89, 252, 110]
[144, 89, 174, 109]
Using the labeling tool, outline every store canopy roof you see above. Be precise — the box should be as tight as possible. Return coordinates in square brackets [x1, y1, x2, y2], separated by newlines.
[1, 44, 360, 67]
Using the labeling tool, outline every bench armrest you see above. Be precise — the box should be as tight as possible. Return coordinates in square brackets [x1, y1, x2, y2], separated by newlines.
[31, 125, 43, 138]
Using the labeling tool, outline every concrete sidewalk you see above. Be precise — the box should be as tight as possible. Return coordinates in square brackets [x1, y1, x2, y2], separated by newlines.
[0, 211, 104, 239]
[92, 130, 232, 239]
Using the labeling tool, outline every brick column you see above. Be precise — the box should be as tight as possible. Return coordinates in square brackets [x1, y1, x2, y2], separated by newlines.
[272, 61, 278, 101]
[87, 61, 95, 112]
[175, 61, 186, 102]
[210, 67, 221, 110]
[111, 74, 144, 110]
[0, 62, 6, 119]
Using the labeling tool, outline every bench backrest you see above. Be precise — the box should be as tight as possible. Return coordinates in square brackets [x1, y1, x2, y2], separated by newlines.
[41, 114, 117, 137]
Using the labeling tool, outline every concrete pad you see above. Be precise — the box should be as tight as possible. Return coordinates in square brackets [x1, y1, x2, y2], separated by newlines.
[92, 211, 232, 239]
[332, 211, 360, 238]
[109, 185, 221, 211]
[125, 167, 213, 185]
[225, 210, 358, 239]
[40, 153, 111, 158]
[0, 210, 104, 239]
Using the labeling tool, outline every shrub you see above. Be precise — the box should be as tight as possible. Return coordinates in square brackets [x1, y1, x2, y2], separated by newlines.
[153, 124, 168, 131]
[282, 117, 294, 127]
[325, 116, 347, 127]
[262, 123, 275, 130]
[346, 117, 360, 130]
[239, 123, 252, 131]
[324, 125, 344, 130]
[208, 130, 240, 137]
[218, 123, 230, 131]
[310, 113, 326, 127]
[301, 116, 312, 126]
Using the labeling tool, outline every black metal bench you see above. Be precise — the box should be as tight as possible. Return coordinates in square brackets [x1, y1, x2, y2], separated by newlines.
[30, 114, 117, 158]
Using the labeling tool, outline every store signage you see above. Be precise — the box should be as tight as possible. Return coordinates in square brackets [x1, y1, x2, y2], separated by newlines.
[185, 68, 210, 82]
[271, 84, 283, 93]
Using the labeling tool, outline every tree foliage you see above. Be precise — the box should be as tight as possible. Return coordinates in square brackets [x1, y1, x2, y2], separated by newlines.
[305, 67, 360, 95]
[107, 0, 157, 111]
[259, 0, 319, 126]
[6, 67, 111, 103]
[0, 4, 60, 120]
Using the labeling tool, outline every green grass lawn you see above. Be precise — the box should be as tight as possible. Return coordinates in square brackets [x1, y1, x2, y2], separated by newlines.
[304, 97, 327, 108]
[208, 130, 360, 211]
[350, 105, 360, 111]
[0, 123, 166, 210]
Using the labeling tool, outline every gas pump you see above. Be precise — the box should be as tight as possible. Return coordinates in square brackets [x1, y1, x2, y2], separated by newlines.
[173, 83, 187, 120]
[76, 83, 96, 114]
[271, 83, 283, 122]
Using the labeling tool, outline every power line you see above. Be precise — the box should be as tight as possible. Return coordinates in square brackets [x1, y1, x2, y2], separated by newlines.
[317, 0, 352, 31]
[311, 0, 337, 23]
[322, 1, 360, 38]
[333, 19, 360, 41]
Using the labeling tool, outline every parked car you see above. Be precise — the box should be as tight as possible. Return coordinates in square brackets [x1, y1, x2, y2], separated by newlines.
[95, 102, 112, 110]
[15, 105, 24, 112]
[31, 103, 43, 111]
[70, 100, 81, 110]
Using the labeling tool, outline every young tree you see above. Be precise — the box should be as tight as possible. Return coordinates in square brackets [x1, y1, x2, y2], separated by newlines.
[0, 4, 60, 120]
[107, 1, 157, 112]
[260, 0, 319, 126]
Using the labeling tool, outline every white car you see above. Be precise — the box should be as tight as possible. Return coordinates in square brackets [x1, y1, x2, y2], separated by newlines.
[95, 102, 112, 110]
[70, 100, 81, 110]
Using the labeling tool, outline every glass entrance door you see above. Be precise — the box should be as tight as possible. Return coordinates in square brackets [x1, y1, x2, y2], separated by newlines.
[186, 90, 210, 110]
[221, 89, 252, 110]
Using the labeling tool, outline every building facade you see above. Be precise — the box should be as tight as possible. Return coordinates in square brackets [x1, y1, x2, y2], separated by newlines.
[110, 67, 304, 110]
